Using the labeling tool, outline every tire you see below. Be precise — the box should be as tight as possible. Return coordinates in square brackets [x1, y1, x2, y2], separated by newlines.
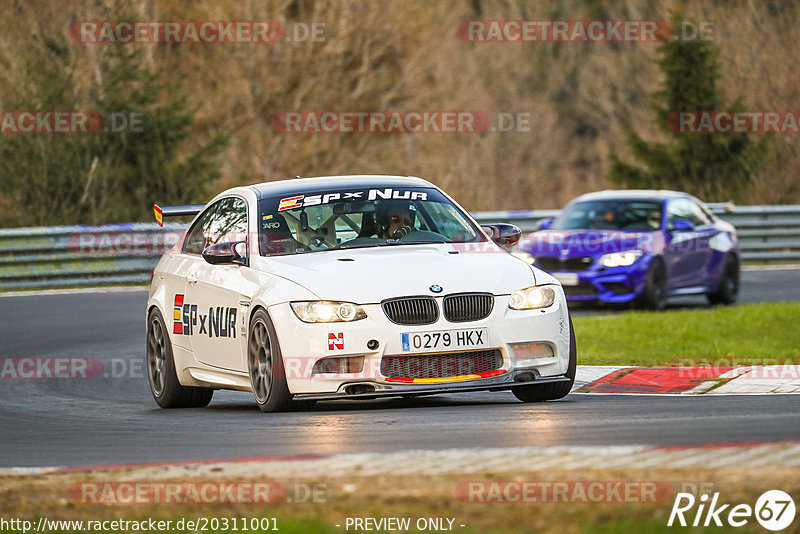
[707, 254, 739, 306]
[147, 308, 213, 408]
[512, 315, 576, 402]
[640, 258, 668, 311]
[248, 309, 296, 413]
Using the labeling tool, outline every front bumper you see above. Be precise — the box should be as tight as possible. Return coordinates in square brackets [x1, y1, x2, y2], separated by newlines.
[267, 290, 571, 395]
[551, 260, 650, 304]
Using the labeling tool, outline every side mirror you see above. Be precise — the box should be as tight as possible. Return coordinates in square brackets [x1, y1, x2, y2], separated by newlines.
[671, 219, 695, 232]
[202, 241, 247, 265]
[483, 223, 522, 252]
[537, 217, 554, 230]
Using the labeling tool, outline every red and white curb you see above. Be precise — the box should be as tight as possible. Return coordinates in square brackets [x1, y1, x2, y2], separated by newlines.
[574, 365, 800, 394]
[2, 442, 799, 478]
[0, 455, 324, 477]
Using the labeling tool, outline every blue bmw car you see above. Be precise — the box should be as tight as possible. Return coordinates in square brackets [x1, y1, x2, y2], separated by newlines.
[515, 190, 740, 310]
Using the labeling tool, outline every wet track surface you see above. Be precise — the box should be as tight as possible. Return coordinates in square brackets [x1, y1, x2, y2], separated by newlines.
[1, 268, 799, 468]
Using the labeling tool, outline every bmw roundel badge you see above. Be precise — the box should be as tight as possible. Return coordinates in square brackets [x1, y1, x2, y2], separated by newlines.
[429, 284, 443, 293]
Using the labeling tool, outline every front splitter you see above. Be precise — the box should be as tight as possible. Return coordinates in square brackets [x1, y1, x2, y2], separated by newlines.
[292, 373, 572, 401]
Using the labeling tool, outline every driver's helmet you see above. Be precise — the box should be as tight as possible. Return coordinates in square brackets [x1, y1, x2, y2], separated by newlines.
[646, 209, 662, 229]
[589, 208, 612, 226]
[375, 199, 417, 234]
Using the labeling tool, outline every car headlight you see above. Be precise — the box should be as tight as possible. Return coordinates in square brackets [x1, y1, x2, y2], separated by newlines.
[511, 252, 535, 265]
[508, 285, 556, 310]
[599, 250, 642, 268]
[290, 301, 367, 323]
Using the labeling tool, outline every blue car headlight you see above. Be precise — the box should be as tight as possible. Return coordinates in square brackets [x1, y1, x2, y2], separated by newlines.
[599, 250, 643, 268]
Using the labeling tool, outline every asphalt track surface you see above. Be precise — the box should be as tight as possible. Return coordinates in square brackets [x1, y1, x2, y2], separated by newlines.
[1, 268, 799, 468]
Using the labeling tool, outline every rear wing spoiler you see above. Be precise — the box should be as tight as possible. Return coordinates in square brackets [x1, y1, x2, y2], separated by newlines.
[153, 204, 205, 227]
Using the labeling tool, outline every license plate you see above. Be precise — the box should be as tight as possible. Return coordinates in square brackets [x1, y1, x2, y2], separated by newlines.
[552, 272, 579, 286]
[401, 328, 489, 353]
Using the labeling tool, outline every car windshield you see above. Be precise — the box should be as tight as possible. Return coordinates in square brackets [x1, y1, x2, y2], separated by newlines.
[257, 186, 485, 256]
[550, 199, 663, 231]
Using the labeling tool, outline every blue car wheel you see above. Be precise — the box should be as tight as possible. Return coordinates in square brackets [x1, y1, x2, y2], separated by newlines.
[639, 259, 667, 311]
[707, 254, 739, 306]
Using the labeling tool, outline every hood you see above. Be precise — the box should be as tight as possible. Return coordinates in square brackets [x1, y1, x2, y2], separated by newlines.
[257, 243, 536, 303]
[519, 229, 665, 257]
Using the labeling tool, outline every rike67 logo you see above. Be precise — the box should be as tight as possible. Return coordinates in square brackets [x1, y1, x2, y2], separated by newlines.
[668, 490, 796, 531]
[173, 295, 236, 339]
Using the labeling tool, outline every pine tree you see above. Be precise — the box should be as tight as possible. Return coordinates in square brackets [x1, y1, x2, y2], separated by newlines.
[608, 26, 765, 202]
[0, 41, 226, 226]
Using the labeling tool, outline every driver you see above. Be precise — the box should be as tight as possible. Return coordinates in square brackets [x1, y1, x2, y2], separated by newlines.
[646, 208, 662, 230]
[376, 200, 417, 239]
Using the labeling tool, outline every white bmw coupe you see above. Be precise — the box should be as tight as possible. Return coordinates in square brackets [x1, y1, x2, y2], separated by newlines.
[147, 175, 575, 412]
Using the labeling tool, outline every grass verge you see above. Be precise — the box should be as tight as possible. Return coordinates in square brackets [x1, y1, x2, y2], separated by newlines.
[572, 302, 800, 366]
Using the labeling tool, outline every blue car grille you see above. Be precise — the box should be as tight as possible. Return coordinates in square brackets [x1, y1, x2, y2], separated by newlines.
[563, 281, 598, 297]
[535, 256, 594, 271]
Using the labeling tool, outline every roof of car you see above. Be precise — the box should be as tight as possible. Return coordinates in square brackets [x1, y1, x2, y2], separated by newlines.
[248, 175, 434, 199]
[570, 189, 695, 203]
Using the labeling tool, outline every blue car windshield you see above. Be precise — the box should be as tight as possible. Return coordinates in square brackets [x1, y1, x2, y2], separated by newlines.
[257, 186, 485, 256]
[550, 200, 663, 231]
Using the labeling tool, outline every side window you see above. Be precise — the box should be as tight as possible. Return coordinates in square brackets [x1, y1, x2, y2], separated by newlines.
[691, 201, 712, 226]
[668, 198, 711, 228]
[419, 202, 479, 241]
[206, 197, 248, 246]
[699, 203, 716, 222]
[182, 202, 222, 254]
[667, 199, 695, 229]
[182, 197, 248, 254]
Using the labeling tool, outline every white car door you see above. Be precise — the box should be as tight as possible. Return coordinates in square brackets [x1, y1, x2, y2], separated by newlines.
[182, 196, 249, 372]
[169, 201, 221, 352]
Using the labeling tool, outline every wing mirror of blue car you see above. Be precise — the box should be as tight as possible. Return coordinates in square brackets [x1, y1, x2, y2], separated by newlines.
[483, 223, 523, 251]
[537, 217, 554, 230]
[671, 219, 695, 232]
[202, 241, 248, 265]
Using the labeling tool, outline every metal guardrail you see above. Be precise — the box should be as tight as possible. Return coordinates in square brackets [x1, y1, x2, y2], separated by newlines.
[0, 223, 186, 290]
[1, 205, 799, 290]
